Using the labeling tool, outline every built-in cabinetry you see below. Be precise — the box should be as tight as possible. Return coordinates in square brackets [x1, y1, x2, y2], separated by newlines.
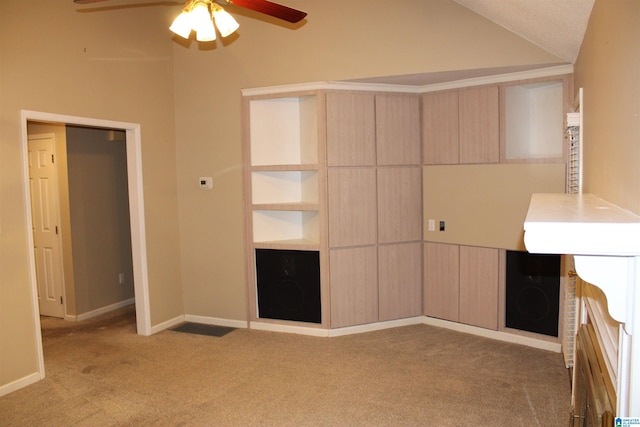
[243, 68, 572, 339]
[423, 85, 500, 164]
[423, 242, 500, 330]
[327, 92, 422, 328]
[244, 89, 422, 330]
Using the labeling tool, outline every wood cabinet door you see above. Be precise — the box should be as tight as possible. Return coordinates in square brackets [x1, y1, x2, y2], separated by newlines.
[377, 166, 422, 244]
[326, 92, 376, 166]
[459, 245, 499, 330]
[459, 85, 500, 164]
[378, 242, 422, 321]
[330, 246, 378, 328]
[327, 167, 377, 247]
[376, 94, 421, 166]
[422, 90, 459, 165]
[424, 242, 459, 322]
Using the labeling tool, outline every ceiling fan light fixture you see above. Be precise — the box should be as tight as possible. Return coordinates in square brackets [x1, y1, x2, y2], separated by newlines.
[191, 1, 217, 41]
[211, 4, 239, 38]
[169, 10, 193, 39]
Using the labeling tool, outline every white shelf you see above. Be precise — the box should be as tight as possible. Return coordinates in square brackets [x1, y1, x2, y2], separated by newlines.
[252, 210, 320, 245]
[251, 171, 319, 205]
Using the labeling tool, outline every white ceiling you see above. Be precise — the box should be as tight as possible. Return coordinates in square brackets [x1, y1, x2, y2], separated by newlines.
[453, 0, 595, 64]
[347, 0, 594, 86]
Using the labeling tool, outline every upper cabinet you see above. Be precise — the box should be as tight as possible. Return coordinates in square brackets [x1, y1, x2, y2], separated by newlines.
[459, 85, 500, 164]
[326, 92, 376, 166]
[423, 85, 500, 165]
[375, 94, 421, 166]
[424, 75, 571, 165]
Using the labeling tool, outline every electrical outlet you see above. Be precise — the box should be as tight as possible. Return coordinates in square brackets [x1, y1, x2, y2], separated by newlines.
[428, 219, 435, 231]
[118, 273, 125, 285]
[439, 221, 446, 231]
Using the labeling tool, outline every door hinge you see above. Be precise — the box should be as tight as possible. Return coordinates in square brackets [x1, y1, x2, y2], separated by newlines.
[51, 154, 55, 164]
[55, 225, 59, 235]
[60, 296, 63, 304]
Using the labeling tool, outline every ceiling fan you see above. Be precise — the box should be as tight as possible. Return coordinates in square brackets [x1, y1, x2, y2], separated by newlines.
[73, 0, 307, 41]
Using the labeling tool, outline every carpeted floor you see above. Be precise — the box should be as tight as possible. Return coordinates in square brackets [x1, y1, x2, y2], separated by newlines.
[0, 305, 572, 426]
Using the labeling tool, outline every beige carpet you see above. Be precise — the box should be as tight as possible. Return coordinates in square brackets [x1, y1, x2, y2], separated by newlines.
[0, 306, 572, 426]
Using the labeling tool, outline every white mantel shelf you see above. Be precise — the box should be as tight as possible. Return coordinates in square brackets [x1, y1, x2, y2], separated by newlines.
[524, 193, 640, 256]
[524, 192, 640, 417]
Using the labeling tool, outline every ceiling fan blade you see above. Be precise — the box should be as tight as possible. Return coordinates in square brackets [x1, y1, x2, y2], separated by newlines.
[227, 0, 306, 23]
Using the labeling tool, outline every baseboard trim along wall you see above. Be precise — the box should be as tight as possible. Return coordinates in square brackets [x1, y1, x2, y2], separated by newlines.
[68, 298, 136, 322]
[148, 313, 560, 352]
[0, 372, 41, 398]
[422, 317, 562, 353]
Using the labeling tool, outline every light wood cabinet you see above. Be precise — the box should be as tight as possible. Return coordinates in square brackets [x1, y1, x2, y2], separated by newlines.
[330, 246, 378, 328]
[327, 167, 377, 248]
[379, 242, 422, 321]
[327, 92, 423, 328]
[424, 242, 459, 322]
[459, 245, 499, 330]
[375, 94, 421, 165]
[326, 92, 376, 166]
[423, 90, 459, 165]
[377, 166, 422, 244]
[424, 242, 499, 330]
[459, 86, 500, 164]
[423, 85, 500, 165]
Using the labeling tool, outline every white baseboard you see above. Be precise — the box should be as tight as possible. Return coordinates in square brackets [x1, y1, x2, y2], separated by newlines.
[70, 298, 136, 322]
[249, 321, 329, 337]
[184, 315, 248, 329]
[0, 372, 42, 398]
[328, 317, 424, 337]
[150, 314, 185, 335]
[422, 317, 562, 353]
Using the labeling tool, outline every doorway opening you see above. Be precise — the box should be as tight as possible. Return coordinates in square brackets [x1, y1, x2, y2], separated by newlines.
[20, 110, 151, 379]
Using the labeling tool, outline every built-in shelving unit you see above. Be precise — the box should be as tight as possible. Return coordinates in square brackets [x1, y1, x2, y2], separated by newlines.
[246, 93, 324, 250]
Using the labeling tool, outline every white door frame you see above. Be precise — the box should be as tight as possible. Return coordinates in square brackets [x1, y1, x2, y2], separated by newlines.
[20, 110, 152, 378]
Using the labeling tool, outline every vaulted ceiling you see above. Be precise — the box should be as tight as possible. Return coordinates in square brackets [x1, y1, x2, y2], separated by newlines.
[453, 0, 595, 64]
[347, 0, 595, 86]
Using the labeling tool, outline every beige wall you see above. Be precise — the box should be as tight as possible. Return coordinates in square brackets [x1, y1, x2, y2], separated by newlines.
[66, 126, 135, 315]
[0, 0, 183, 390]
[574, 0, 640, 213]
[172, 0, 562, 320]
[423, 163, 566, 251]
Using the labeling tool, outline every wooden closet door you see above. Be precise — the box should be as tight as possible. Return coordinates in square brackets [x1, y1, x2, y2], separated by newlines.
[459, 85, 500, 164]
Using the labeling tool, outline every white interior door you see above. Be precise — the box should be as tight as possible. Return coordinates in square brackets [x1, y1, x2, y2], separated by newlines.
[28, 133, 65, 318]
